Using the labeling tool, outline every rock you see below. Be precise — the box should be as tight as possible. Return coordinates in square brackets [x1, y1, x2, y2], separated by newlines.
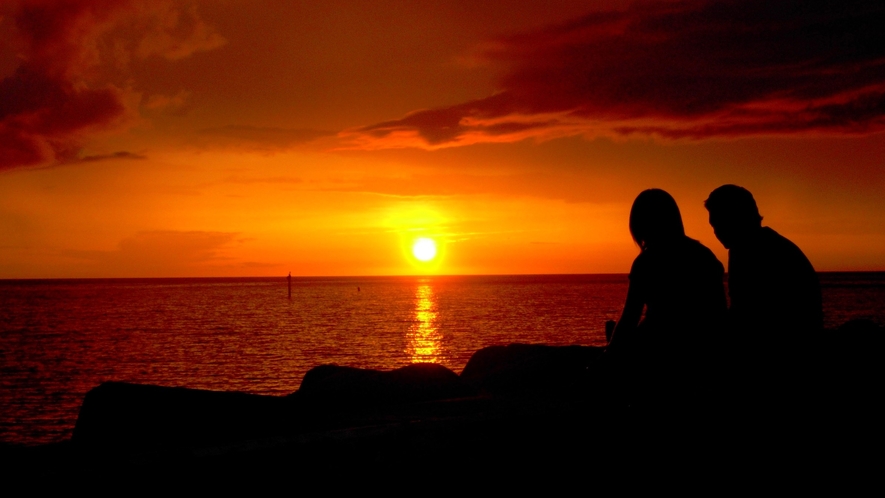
[459, 344, 604, 396]
[73, 382, 294, 452]
[828, 319, 884, 407]
[837, 318, 884, 340]
[294, 363, 476, 407]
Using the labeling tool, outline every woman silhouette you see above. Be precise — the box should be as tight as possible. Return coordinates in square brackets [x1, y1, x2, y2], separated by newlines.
[608, 189, 726, 399]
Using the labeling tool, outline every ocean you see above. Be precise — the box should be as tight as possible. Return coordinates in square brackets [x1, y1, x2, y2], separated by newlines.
[1, 273, 883, 446]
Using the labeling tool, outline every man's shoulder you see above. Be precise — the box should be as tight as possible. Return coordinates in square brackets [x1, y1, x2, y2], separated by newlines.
[748, 226, 817, 274]
[758, 227, 806, 256]
[759, 226, 791, 243]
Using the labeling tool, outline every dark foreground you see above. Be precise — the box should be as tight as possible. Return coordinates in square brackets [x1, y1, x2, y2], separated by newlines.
[2, 320, 882, 490]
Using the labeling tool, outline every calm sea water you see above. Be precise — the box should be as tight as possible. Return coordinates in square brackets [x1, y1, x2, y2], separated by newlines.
[1, 273, 882, 446]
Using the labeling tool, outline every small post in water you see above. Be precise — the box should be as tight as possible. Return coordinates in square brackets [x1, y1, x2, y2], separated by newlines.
[287, 271, 292, 300]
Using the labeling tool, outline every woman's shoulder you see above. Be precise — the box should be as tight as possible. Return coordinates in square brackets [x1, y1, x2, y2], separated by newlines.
[682, 236, 715, 253]
[628, 250, 653, 279]
[682, 237, 724, 270]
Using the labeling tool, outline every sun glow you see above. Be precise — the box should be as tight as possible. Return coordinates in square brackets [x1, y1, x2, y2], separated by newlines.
[412, 237, 437, 262]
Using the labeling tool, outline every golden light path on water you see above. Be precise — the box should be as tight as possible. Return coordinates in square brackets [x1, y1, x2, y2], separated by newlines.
[405, 281, 443, 363]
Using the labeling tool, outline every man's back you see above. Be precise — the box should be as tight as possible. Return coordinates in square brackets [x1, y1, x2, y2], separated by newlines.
[727, 226, 822, 334]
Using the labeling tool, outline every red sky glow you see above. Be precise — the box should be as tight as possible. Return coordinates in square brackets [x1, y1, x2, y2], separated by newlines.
[1, 0, 884, 277]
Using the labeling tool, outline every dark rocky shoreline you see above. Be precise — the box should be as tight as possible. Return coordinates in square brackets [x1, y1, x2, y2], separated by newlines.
[2, 319, 882, 488]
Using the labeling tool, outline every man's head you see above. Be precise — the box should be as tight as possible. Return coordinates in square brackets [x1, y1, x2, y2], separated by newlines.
[704, 185, 763, 249]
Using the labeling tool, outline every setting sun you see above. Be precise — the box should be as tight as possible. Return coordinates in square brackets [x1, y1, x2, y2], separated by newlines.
[412, 238, 438, 262]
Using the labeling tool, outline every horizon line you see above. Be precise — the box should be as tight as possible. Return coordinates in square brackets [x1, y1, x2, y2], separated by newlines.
[1, 270, 883, 282]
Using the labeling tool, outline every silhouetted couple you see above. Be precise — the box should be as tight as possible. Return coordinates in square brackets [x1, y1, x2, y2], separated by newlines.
[607, 186, 822, 406]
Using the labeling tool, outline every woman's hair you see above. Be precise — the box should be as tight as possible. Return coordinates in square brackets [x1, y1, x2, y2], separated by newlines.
[629, 189, 685, 250]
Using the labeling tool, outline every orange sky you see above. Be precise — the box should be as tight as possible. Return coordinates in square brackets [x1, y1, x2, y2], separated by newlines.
[1, 0, 884, 278]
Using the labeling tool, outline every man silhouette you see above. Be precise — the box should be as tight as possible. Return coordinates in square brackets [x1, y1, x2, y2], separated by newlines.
[705, 185, 822, 339]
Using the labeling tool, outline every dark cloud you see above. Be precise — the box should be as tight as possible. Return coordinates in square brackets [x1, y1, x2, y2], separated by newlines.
[348, 0, 885, 148]
[0, 60, 128, 170]
[0, 0, 225, 170]
[0, 0, 137, 170]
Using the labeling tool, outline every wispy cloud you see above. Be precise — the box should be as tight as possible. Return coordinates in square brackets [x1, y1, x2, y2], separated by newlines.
[67, 230, 240, 276]
[221, 174, 302, 185]
[197, 125, 334, 151]
[344, 0, 885, 149]
[317, 172, 623, 203]
[76, 150, 147, 162]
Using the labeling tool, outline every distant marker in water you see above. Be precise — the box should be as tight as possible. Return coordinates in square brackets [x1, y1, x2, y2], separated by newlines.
[287, 272, 291, 300]
[358, 286, 360, 292]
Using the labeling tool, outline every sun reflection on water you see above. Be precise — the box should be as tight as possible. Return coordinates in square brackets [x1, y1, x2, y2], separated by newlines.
[406, 282, 443, 363]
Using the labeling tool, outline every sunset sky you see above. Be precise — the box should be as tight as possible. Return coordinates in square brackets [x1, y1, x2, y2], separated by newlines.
[1, 0, 883, 278]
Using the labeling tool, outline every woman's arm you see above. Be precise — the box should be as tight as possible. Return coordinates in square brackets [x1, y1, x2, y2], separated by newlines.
[608, 282, 644, 353]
